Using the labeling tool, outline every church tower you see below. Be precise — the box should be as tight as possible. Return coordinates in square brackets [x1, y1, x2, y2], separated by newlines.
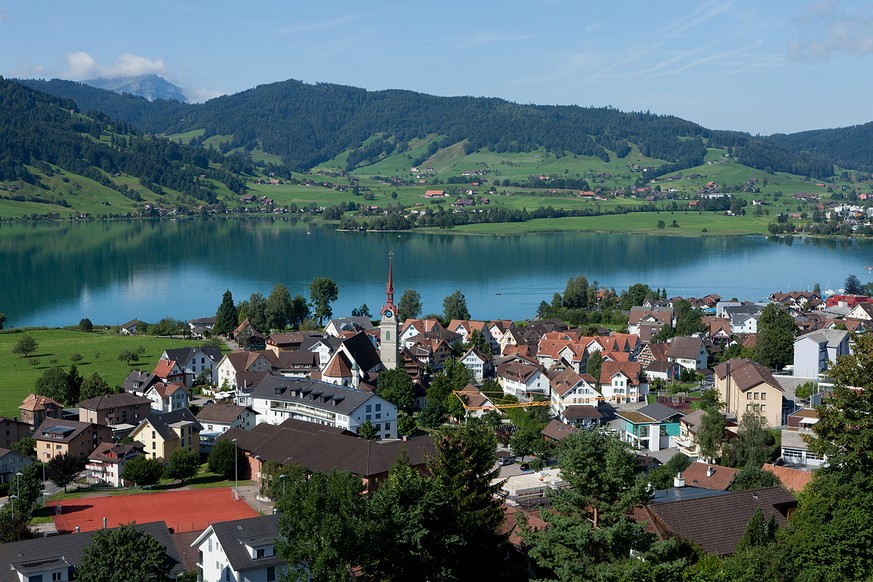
[380, 252, 399, 370]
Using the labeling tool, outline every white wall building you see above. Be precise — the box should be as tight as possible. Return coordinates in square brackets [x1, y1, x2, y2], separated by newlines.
[192, 514, 286, 582]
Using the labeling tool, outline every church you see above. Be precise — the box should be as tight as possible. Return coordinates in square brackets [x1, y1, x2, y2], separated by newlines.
[379, 253, 399, 371]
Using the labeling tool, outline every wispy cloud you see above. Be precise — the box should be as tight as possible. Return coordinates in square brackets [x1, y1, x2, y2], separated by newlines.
[279, 13, 370, 35]
[656, 0, 734, 36]
[185, 87, 225, 103]
[64, 51, 166, 79]
[462, 31, 539, 44]
[789, 0, 873, 59]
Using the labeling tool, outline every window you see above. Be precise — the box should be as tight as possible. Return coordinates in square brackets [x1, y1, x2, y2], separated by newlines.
[267, 566, 276, 582]
[760, 392, 767, 400]
[375, 403, 382, 412]
[52, 572, 62, 581]
[366, 404, 372, 413]
[747, 392, 752, 400]
[28, 575, 43, 582]
[256, 548, 265, 558]
[385, 423, 390, 431]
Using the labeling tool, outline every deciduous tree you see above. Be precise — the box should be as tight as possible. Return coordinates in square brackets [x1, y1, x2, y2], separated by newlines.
[166, 448, 199, 484]
[34, 366, 69, 404]
[442, 289, 470, 321]
[12, 334, 38, 358]
[122, 456, 164, 487]
[207, 439, 243, 479]
[755, 304, 797, 369]
[376, 368, 417, 412]
[309, 277, 339, 325]
[265, 283, 293, 330]
[76, 523, 174, 582]
[47, 452, 81, 492]
[398, 289, 422, 321]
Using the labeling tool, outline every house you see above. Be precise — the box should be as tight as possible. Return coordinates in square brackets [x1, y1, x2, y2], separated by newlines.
[460, 347, 492, 382]
[251, 377, 398, 439]
[0, 448, 33, 484]
[599, 361, 645, 404]
[272, 350, 320, 379]
[497, 361, 550, 401]
[144, 381, 191, 413]
[701, 316, 733, 345]
[615, 403, 684, 451]
[85, 441, 145, 487]
[119, 318, 143, 335]
[680, 461, 738, 490]
[77, 392, 152, 427]
[645, 359, 682, 382]
[217, 350, 278, 390]
[0, 416, 34, 449]
[454, 384, 496, 419]
[220, 419, 434, 489]
[399, 318, 444, 344]
[19, 393, 63, 429]
[196, 403, 258, 434]
[229, 318, 265, 348]
[721, 304, 764, 334]
[499, 468, 569, 508]
[561, 405, 605, 428]
[160, 346, 223, 386]
[641, 487, 797, 556]
[153, 359, 187, 385]
[321, 331, 384, 387]
[324, 316, 375, 337]
[447, 319, 492, 345]
[0, 521, 185, 582]
[541, 418, 579, 442]
[761, 463, 814, 493]
[792, 329, 850, 379]
[667, 336, 708, 371]
[130, 408, 202, 461]
[549, 368, 601, 419]
[781, 427, 825, 467]
[34, 419, 114, 461]
[191, 514, 286, 582]
[627, 307, 674, 336]
[122, 370, 163, 395]
[714, 358, 784, 428]
[188, 316, 215, 338]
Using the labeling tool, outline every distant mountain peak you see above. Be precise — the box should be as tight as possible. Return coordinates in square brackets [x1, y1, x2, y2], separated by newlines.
[83, 74, 187, 103]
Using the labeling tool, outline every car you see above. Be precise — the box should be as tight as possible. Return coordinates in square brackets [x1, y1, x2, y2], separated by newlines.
[498, 457, 514, 466]
[519, 463, 530, 471]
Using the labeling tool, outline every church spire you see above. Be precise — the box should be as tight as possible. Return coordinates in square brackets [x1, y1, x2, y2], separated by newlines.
[382, 251, 397, 314]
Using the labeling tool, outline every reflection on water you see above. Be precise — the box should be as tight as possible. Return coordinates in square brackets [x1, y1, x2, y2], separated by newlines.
[2, 219, 873, 327]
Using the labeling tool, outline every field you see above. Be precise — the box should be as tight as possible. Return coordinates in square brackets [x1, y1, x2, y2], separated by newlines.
[48, 487, 258, 533]
[0, 329, 218, 418]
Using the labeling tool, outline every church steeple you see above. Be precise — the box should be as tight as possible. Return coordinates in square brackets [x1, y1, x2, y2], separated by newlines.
[382, 251, 397, 315]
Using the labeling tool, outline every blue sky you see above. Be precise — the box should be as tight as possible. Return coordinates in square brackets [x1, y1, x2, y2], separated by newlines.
[1, 0, 871, 135]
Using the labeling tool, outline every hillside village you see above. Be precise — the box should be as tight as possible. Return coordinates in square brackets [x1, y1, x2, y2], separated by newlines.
[1, 266, 871, 580]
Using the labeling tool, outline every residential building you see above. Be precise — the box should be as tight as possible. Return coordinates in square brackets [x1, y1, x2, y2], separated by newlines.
[130, 408, 202, 461]
[325, 316, 374, 337]
[460, 347, 492, 382]
[144, 381, 191, 413]
[188, 316, 215, 338]
[19, 393, 63, 429]
[196, 403, 258, 434]
[0, 522, 184, 582]
[615, 403, 684, 451]
[792, 329, 850, 379]
[721, 304, 764, 334]
[192, 514, 285, 582]
[251, 377, 398, 439]
[667, 336, 708, 371]
[680, 461, 738, 490]
[85, 441, 145, 487]
[640, 487, 796, 556]
[119, 318, 143, 335]
[160, 346, 223, 386]
[497, 361, 550, 401]
[715, 358, 784, 428]
[217, 350, 277, 390]
[34, 419, 114, 460]
[599, 361, 645, 404]
[781, 427, 826, 467]
[0, 448, 33, 484]
[454, 384, 496, 419]
[549, 368, 601, 419]
[0, 416, 32, 450]
[122, 370, 162, 395]
[541, 418, 579, 442]
[77, 392, 151, 426]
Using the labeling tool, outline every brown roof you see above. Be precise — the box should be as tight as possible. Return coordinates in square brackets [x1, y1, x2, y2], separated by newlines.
[149, 382, 189, 398]
[644, 487, 796, 555]
[87, 441, 144, 463]
[681, 462, 738, 491]
[456, 384, 493, 409]
[761, 464, 814, 492]
[20, 393, 63, 412]
[550, 368, 584, 397]
[196, 403, 254, 424]
[713, 359, 783, 392]
[77, 392, 151, 410]
[541, 419, 578, 441]
[600, 361, 640, 385]
[668, 336, 705, 360]
[323, 352, 353, 378]
[562, 405, 603, 420]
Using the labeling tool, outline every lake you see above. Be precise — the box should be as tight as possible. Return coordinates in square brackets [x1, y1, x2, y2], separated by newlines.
[1, 219, 871, 328]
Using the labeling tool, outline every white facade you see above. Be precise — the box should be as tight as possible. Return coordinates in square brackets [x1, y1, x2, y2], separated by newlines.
[193, 520, 285, 582]
[600, 372, 646, 404]
[549, 381, 601, 418]
[145, 384, 190, 413]
[500, 369, 550, 401]
[460, 349, 489, 383]
[793, 329, 850, 379]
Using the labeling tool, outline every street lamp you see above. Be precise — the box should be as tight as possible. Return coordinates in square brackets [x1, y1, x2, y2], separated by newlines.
[42, 453, 48, 508]
[254, 455, 262, 514]
[232, 438, 238, 500]
[15, 471, 22, 510]
[279, 474, 286, 499]
[9, 495, 17, 519]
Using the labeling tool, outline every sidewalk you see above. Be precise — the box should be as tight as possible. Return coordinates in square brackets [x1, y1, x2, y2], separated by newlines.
[234, 482, 276, 516]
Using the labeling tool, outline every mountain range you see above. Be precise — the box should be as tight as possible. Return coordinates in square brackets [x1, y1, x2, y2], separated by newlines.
[83, 74, 188, 103]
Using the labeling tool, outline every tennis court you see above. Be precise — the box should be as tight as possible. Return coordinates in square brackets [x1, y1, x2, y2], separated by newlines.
[49, 487, 259, 533]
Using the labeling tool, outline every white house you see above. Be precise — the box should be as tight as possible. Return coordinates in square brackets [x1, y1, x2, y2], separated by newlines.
[85, 442, 144, 487]
[192, 514, 286, 582]
[196, 403, 258, 434]
[144, 381, 190, 413]
[497, 361, 550, 401]
[251, 377, 398, 439]
[460, 347, 491, 383]
[667, 336, 709, 371]
[160, 346, 223, 386]
[217, 351, 278, 391]
[324, 316, 374, 337]
[599, 361, 645, 404]
[549, 368, 601, 419]
[793, 329, 850, 379]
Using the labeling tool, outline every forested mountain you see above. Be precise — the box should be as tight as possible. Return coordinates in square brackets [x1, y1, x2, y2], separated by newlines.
[0, 77, 245, 204]
[768, 122, 873, 173]
[20, 78, 840, 178]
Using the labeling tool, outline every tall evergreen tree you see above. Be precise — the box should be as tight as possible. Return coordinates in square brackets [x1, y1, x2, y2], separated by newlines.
[213, 289, 237, 336]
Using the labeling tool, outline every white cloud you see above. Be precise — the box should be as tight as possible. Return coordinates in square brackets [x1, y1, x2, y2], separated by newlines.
[185, 87, 225, 103]
[789, 0, 873, 59]
[64, 51, 166, 79]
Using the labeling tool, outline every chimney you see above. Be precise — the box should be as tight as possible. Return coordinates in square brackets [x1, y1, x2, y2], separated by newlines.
[75, 526, 80, 533]
[706, 465, 714, 478]
[103, 517, 107, 529]
[673, 472, 685, 488]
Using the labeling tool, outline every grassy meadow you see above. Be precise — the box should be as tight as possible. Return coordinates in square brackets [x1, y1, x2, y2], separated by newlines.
[0, 329, 217, 418]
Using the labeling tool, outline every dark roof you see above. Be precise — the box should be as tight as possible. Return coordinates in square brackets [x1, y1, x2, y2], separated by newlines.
[34, 419, 102, 443]
[0, 522, 184, 582]
[341, 331, 383, 372]
[163, 346, 222, 365]
[644, 487, 796, 555]
[637, 402, 685, 422]
[250, 376, 383, 416]
[199, 514, 284, 573]
[541, 419, 579, 441]
[88, 441, 144, 463]
[196, 403, 255, 423]
[667, 336, 705, 360]
[77, 391, 151, 410]
[218, 425, 435, 478]
[137, 408, 202, 441]
[122, 370, 161, 393]
[562, 405, 604, 420]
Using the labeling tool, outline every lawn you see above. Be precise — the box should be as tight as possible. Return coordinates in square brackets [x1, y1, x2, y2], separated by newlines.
[0, 329, 218, 418]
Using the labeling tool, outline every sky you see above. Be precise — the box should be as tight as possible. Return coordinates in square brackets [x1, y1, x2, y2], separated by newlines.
[1, 1, 872, 135]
